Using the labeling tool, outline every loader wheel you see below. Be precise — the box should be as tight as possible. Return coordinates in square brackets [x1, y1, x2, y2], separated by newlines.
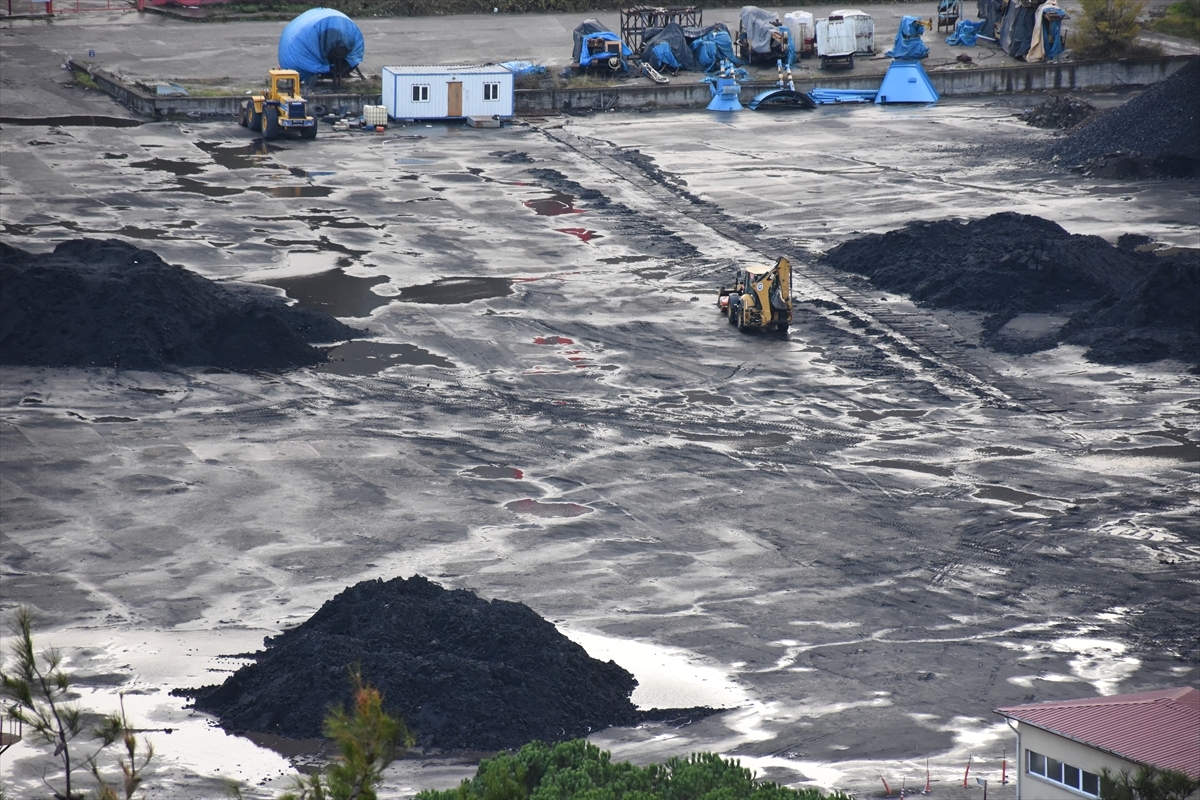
[300, 124, 317, 140]
[820, 55, 827, 70]
[848, 53, 855, 69]
[238, 102, 248, 128]
[264, 106, 280, 140]
[249, 108, 263, 133]
[777, 323, 790, 336]
[728, 299, 740, 325]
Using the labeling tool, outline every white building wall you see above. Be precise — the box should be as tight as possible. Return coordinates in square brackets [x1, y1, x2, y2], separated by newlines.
[1016, 724, 1139, 800]
[382, 67, 514, 120]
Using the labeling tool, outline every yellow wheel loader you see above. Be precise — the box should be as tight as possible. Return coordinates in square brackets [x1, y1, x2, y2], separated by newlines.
[239, 69, 317, 141]
[717, 256, 793, 333]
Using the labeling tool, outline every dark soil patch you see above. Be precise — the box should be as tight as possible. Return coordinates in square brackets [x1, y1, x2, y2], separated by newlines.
[523, 168, 700, 259]
[820, 213, 1200, 366]
[181, 575, 719, 751]
[0, 239, 361, 372]
[1019, 94, 1096, 129]
[1048, 59, 1200, 178]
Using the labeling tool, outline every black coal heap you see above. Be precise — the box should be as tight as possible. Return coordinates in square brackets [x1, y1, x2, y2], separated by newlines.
[0, 239, 359, 371]
[187, 576, 714, 751]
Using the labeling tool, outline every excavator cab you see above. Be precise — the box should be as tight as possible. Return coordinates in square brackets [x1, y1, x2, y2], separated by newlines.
[718, 256, 792, 333]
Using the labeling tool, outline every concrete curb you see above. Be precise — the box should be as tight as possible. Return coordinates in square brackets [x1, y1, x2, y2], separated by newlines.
[66, 53, 1196, 119]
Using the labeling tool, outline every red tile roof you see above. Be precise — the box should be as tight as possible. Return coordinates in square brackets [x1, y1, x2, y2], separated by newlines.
[995, 687, 1200, 778]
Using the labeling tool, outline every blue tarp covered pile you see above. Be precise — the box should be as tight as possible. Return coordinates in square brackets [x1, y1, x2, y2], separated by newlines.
[278, 8, 364, 85]
[885, 15, 929, 59]
[999, 0, 1040, 58]
[945, 18, 988, 45]
[643, 22, 701, 71]
[1026, 1, 1066, 61]
[691, 26, 739, 70]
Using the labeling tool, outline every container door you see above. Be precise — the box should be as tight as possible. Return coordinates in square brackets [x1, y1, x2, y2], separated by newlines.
[447, 82, 463, 117]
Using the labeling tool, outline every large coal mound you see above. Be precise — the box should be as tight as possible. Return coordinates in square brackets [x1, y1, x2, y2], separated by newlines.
[186, 576, 708, 751]
[1048, 59, 1200, 178]
[820, 212, 1199, 366]
[0, 239, 360, 371]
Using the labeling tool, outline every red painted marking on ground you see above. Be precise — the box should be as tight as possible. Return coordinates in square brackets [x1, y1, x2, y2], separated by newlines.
[533, 336, 574, 345]
[555, 227, 600, 243]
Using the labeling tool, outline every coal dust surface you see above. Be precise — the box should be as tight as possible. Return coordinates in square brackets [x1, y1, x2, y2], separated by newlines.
[0, 239, 361, 371]
[819, 213, 1200, 365]
[1048, 58, 1200, 177]
[186, 575, 714, 751]
[1018, 94, 1096, 129]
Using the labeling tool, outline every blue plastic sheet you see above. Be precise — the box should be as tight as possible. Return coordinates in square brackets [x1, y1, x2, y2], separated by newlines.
[278, 8, 365, 85]
[946, 18, 987, 45]
[1043, 7, 1066, 58]
[501, 61, 547, 77]
[649, 42, 682, 69]
[691, 29, 739, 71]
[885, 16, 929, 59]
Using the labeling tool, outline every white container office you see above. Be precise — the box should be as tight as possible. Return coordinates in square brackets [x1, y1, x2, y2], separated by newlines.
[828, 9, 875, 54]
[382, 65, 514, 120]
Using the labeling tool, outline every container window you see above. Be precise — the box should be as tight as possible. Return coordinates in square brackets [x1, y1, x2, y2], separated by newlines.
[483, 82, 500, 101]
[412, 84, 430, 102]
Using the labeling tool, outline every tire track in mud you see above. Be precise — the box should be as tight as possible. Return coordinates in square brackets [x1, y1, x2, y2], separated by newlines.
[537, 125, 1063, 414]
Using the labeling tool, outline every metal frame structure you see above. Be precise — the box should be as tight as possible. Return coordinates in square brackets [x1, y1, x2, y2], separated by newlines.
[620, 5, 702, 54]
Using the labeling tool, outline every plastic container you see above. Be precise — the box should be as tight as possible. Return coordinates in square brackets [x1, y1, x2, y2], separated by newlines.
[363, 105, 388, 126]
[784, 11, 816, 57]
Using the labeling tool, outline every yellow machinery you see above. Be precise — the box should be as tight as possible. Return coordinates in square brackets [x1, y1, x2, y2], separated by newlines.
[717, 256, 793, 333]
[239, 69, 317, 140]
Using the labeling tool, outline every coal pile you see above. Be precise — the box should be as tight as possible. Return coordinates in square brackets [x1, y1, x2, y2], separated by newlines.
[0, 239, 360, 372]
[820, 212, 1199, 366]
[1048, 59, 1200, 178]
[1019, 94, 1095, 129]
[185, 576, 716, 751]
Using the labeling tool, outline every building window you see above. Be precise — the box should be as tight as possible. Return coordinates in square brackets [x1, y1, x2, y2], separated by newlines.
[411, 84, 429, 102]
[1026, 749, 1100, 798]
[483, 82, 500, 101]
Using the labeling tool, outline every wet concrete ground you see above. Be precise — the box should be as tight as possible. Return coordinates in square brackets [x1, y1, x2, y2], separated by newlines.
[1, 91, 1199, 798]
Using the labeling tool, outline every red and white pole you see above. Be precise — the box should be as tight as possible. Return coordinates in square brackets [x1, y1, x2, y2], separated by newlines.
[963, 755, 972, 788]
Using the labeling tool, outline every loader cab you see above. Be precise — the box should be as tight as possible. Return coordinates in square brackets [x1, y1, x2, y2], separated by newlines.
[267, 69, 302, 101]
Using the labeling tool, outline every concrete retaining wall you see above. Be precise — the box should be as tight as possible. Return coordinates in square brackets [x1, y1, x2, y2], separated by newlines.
[70, 54, 1194, 119]
[68, 61, 380, 119]
[515, 55, 1195, 113]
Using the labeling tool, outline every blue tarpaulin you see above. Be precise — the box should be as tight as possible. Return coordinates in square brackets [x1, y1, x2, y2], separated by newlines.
[808, 88, 877, 104]
[945, 18, 987, 45]
[278, 8, 365, 85]
[692, 29, 740, 71]
[501, 61, 547, 76]
[650, 42, 682, 69]
[885, 16, 929, 59]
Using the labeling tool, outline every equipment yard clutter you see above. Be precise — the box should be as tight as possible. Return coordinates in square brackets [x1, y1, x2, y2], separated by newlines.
[382, 65, 514, 121]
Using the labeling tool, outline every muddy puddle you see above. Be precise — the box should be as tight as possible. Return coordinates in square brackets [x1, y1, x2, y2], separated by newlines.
[848, 409, 926, 422]
[131, 157, 207, 177]
[160, 177, 243, 197]
[462, 465, 524, 480]
[317, 341, 455, 375]
[973, 484, 1051, 504]
[254, 185, 334, 198]
[260, 268, 392, 318]
[504, 498, 593, 518]
[397, 277, 513, 304]
[524, 191, 584, 216]
[195, 140, 277, 170]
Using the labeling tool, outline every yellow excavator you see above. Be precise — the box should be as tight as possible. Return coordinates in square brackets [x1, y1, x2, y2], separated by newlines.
[718, 256, 793, 333]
